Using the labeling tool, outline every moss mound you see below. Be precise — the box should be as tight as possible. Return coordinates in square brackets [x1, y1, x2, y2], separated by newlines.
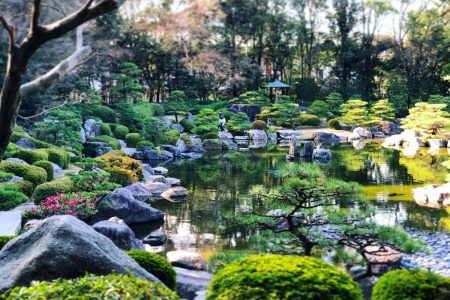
[1, 273, 179, 300]
[89, 135, 121, 150]
[10, 147, 48, 164]
[33, 160, 54, 181]
[251, 120, 267, 130]
[113, 124, 130, 139]
[100, 123, 112, 136]
[125, 133, 144, 148]
[372, 269, 450, 300]
[206, 254, 362, 300]
[126, 250, 177, 290]
[0, 161, 47, 187]
[328, 118, 341, 130]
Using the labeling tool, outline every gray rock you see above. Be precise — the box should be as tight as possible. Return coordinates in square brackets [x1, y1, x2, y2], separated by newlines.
[312, 148, 332, 162]
[154, 167, 169, 175]
[312, 132, 341, 143]
[84, 142, 112, 157]
[0, 215, 161, 292]
[174, 267, 213, 300]
[186, 144, 206, 154]
[51, 163, 63, 179]
[143, 182, 171, 197]
[80, 127, 87, 143]
[0, 211, 22, 236]
[219, 132, 238, 151]
[161, 145, 182, 157]
[172, 123, 184, 133]
[176, 139, 188, 153]
[248, 129, 267, 141]
[300, 141, 315, 157]
[141, 147, 171, 161]
[6, 158, 29, 165]
[15, 138, 35, 150]
[372, 132, 385, 139]
[119, 140, 127, 149]
[167, 251, 207, 271]
[143, 230, 167, 246]
[92, 217, 144, 250]
[150, 175, 167, 183]
[277, 130, 301, 140]
[181, 152, 203, 159]
[83, 119, 101, 139]
[161, 186, 189, 200]
[163, 150, 174, 159]
[165, 177, 181, 186]
[125, 183, 152, 201]
[8, 176, 24, 183]
[350, 127, 373, 140]
[96, 188, 164, 224]
[381, 121, 402, 135]
[143, 163, 155, 175]
[186, 113, 194, 122]
[157, 116, 173, 127]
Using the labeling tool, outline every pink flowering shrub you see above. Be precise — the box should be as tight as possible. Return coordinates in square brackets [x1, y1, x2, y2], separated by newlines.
[25, 192, 97, 220]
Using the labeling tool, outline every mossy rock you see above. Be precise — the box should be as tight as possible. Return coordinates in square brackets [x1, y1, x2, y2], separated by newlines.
[126, 250, 177, 290]
[113, 125, 130, 139]
[33, 178, 75, 204]
[0, 236, 15, 251]
[1, 273, 179, 299]
[136, 141, 155, 151]
[201, 132, 219, 140]
[206, 254, 363, 300]
[35, 148, 70, 169]
[372, 269, 450, 300]
[33, 161, 54, 181]
[0, 161, 47, 187]
[89, 135, 121, 150]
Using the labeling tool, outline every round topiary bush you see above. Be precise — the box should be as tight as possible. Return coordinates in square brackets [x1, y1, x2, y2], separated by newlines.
[202, 132, 220, 140]
[33, 160, 54, 181]
[372, 269, 450, 300]
[136, 141, 155, 151]
[328, 118, 341, 130]
[251, 120, 267, 130]
[33, 178, 76, 204]
[113, 124, 130, 139]
[42, 148, 70, 169]
[206, 255, 362, 300]
[1, 273, 179, 299]
[100, 123, 112, 136]
[126, 250, 177, 290]
[301, 114, 321, 126]
[0, 235, 15, 250]
[11, 147, 48, 164]
[125, 133, 144, 148]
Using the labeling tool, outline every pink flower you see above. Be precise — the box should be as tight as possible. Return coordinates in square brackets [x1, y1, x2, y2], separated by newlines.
[69, 200, 78, 207]
[51, 204, 60, 211]
[31, 208, 37, 213]
[67, 210, 76, 215]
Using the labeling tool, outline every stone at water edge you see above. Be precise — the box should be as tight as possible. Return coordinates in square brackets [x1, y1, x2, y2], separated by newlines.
[364, 245, 402, 275]
[143, 230, 167, 246]
[125, 183, 152, 201]
[92, 217, 144, 250]
[372, 132, 385, 139]
[167, 250, 207, 271]
[203, 139, 222, 150]
[96, 188, 164, 224]
[380, 121, 402, 135]
[248, 129, 267, 141]
[149, 175, 167, 183]
[174, 267, 213, 300]
[161, 145, 182, 157]
[312, 132, 341, 143]
[161, 187, 189, 200]
[153, 166, 169, 175]
[312, 148, 332, 162]
[176, 139, 188, 153]
[300, 141, 315, 157]
[142, 182, 171, 197]
[413, 183, 450, 208]
[0, 215, 161, 292]
[165, 177, 181, 186]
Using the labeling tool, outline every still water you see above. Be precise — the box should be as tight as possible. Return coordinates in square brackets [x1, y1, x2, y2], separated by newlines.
[138, 142, 450, 256]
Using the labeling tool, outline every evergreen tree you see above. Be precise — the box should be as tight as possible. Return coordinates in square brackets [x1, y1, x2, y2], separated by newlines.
[339, 100, 370, 127]
[401, 102, 450, 137]
[370, 99, 396, 124]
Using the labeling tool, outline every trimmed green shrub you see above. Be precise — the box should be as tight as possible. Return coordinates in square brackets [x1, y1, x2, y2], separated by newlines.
[11, 147, 48, 164]
[251, 120, 267, 130]
[33, 161, 54, 181]
[33, 178, 75, 204]
[125, 133, 144, 148]
[180, 118, 195, 133]
[0, 188, 28, 210]
[108, 123, 118, 131]
[328, 118, 341, 130]
[0, 236, 15, 250]
[113, 124, 130, 139]
[301, 114, 321, 126]
[152, 104, 165, 116]
[100, 123, 112, 136]
[206, 255, 362, 300]
[0, 172, 14, 182]
[126, 250, 176, 290]
[89, 135, 121, 150]
[45, 148, 70, 169]
[372, 269, 450, 300]
[202, 132, 219, 140]
[0, 161, 47, 187]
[164, 129, 181, 145]
[106, 168, 133, 187]
[136, 141, 155, 151]
[1, 273, 179, 299]
[308, 100, 330, 117]
[0, 181, 34, 197]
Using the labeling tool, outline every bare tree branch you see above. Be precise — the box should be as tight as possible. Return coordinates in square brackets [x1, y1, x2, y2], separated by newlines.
[0, 16, 15, 49]
[18, 101, 68, 120]
[30, 0, 42, 34]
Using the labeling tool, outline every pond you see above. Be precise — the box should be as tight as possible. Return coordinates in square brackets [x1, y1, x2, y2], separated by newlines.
[133, 142, 450, 257]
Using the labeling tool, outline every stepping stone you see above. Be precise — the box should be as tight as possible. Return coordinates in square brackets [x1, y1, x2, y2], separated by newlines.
[165, 177, 181, 186]
[153, 167, 168, 175]
[0, 211, 22, 236]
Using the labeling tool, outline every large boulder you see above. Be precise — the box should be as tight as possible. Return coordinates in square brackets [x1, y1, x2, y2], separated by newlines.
[219, 132, 238, 151]
[186, 144, 206, 154]
[381, 121, 402, 135]
[80, 128, 87, 143]
[96, 188, 164, 224]
[142, 163, 155, 181]
[92, 217, 144, 250]
[277, 130, 302, 140]
[51, 163, 64, 179]
[413, 183, 450, 208]
[125, 183, 152, 201]
[15, 138, 36, 150]
[312, 148, 332, 162]
[176, 139, 188, 153]
[0, 215, 160, 292]
[229, 104, 261, 121]
[167, 250, 207, 271]
[161, 186, 189, 201]
[143, 230, 167, 246]
[141, 147, 171, 161]
[248, 129, 267, 141]
[300, 141, 315, 157]
[172, 123, 184, 133]
[174, 267, 213, 300]
[349, 127, 373, 140]
[161, 145, 182, 157]
[143, 182, 171, 197]
[312, 132, 341, 143]
[83, 142, 112, 157]
[83, 119, 101, 139]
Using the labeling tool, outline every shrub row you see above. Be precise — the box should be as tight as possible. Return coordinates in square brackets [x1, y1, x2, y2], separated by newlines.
[0, 161, 47, 187]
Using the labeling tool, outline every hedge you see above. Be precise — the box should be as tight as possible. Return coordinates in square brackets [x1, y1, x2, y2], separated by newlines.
[328, 118, 341, 130]
[180, 118, 195, 132]
[40, 148, 70, 169]
[0, 161, 47, 187]
[1, 273, 179, 299]
[0, 181, 34, 197]
[33, 161, 54, 181]
[126, 250, 177, 290]
[301, 114, 321, 126]
[33, 178, 75, 204]
[125, 133, 144, 148]
[113, 124, 130, 139]
[372, 269, 450, 300]
[206, 255, 363, 300]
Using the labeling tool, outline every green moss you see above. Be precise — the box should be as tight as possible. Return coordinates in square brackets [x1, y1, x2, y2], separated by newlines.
[89, 135, 121, 150]
[0, 172, 14, 182]
[206, 255, 363, 300]
[106, 168, 133, 187]
[251, 120, 267, 130]
[113, 124, 130, 139]
[125, 133, 144, 148]
[328, 118, 341, 129]
[11, 147, 48, 164]
[100, 123, 112, 136]
[1, 273, 178, 299]
[372, 270, 450, 300]
[33, 178, 75, 204]
[0, 236, 15, 250]
[0, 188, 28, 210]
[126, 250, 176, 290]
[0, 161, 47, 187]
[33, 161, 54, 181]
[10, 132, 53, 149]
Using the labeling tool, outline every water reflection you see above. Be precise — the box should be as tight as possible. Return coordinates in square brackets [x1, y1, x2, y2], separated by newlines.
[147, 142, 449, 253]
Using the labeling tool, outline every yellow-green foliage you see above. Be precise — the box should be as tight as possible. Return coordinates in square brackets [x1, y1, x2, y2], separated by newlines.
[113, 124, 130, 139]
[126, 250, 177, 290]
[100, 123, 112, 136]
[206, 255, 363, 300]
[1, 274, 179, 300]
[372, 270, 450, 300]
[0, 161, 47, 187]
[251, 120, 267, 130]
[10, 147, 48, 164]
[33, 178, 75, 204]
[0, 187, 28, 210]
[44, 148, 70, 168]
[0, 181, 34, 197]
[99, 151, 143, 186]
[33, 161, 54, 181]
[301, 113, 320, 126]
[125, 133, 144, 147]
